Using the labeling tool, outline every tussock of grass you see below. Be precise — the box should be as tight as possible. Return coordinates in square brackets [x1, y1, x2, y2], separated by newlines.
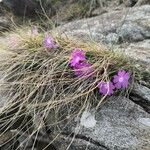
[0, 26, 141, 149]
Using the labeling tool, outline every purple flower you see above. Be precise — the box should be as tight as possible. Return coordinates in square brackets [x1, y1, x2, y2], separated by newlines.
[98, 81, 115, 95]
[113, 70, 130, 89]
[70, 49, 86, 67]
[44, 36, 58, 49]
[74, 62, 93, 77]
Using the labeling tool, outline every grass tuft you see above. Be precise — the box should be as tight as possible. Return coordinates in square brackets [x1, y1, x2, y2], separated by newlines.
[0, 26, 144, 149]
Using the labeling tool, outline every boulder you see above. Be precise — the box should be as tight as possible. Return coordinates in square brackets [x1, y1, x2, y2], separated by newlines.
[53, 97, 150, 150]
[59, 5, 150, 44]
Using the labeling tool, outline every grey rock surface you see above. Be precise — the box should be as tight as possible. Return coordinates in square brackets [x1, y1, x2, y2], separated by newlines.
[54, 135, 107, 150]
[54, 97, 150, 150]
[130, 84, 150, 113]
[105, 33, 119, 44]
[133, 84, 150, 103]
[59, 5, 150, 44]
[121, 40, 150, 70]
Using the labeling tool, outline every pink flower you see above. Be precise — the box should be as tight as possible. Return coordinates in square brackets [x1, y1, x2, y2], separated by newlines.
[74, 61, 93, 77]
[113, 70, 130, 89]
[70, 49, 86, 67]
[44, 36, 58, 49]
[98, 81, 115, 95]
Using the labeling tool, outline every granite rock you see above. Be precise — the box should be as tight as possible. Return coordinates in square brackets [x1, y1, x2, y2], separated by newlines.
[53, 97, 150, 150]
[59, 5, 150, 44]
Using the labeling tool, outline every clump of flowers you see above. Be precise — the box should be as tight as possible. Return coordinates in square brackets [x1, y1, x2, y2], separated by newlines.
[69, 49, 130, 96]
[44, 35, 58, 49]
[69, 49, 93, 77]
[98, 70, 130, 96]
[42, 35, 130, 96]
[70, 49, 86, 67]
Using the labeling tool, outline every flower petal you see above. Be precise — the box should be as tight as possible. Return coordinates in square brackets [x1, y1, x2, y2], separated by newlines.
[118, 70, 126, 76]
